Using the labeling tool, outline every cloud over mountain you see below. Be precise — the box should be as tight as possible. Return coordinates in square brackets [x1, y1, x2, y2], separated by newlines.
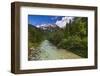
[35, 16, 74, 28]
[55, 17, 74, 28]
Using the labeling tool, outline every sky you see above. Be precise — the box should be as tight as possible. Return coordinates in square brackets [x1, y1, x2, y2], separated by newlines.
[28, 15, 74, 28]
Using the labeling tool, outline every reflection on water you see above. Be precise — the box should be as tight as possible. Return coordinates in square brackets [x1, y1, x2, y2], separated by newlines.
[29, 40, 81, 60]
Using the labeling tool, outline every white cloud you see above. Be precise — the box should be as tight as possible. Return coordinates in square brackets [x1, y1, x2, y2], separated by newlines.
[36, 17, 74, 28]
[56, 16, 74, 28]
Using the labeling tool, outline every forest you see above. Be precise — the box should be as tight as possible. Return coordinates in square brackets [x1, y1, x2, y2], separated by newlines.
[28, 17, 88, 60]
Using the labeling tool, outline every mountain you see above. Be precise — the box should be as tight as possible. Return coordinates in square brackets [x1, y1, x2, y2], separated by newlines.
[28, 24, 38, 30]
[36, 24, 60, 32]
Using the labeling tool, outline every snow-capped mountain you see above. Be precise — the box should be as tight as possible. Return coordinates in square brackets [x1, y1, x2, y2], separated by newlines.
[36, 24, 60, 31]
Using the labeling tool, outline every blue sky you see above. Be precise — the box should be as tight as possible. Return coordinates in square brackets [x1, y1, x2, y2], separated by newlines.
[28, 15, 75, 28]
[28, 15, 64, 25]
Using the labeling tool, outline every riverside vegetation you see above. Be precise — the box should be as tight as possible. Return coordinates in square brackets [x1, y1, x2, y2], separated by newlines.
[28, 17, 88, 60]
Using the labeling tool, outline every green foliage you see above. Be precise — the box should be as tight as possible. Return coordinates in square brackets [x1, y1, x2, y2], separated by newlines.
[48, 17, 88, 58]
[28, 17, 88, 58]
[48, 30, 64, 45]
[28, 24, 45, 48]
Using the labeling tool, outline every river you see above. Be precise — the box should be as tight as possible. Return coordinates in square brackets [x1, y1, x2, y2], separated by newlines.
[29, 40, 81, 60]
